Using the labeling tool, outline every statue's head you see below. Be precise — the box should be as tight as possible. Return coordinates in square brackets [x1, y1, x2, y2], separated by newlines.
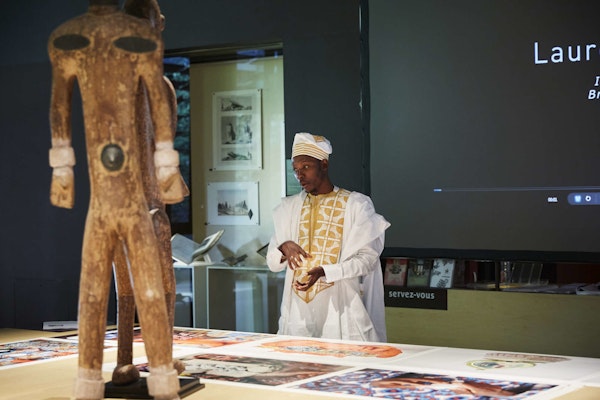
[124, 0, 165, 31]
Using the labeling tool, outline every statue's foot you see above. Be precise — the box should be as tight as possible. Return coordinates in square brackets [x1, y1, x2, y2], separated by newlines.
[147, 366, 180, 400]
[111, 364, 140, 386]
[74, 373, 104, 399]
[174, 359, 185, 374]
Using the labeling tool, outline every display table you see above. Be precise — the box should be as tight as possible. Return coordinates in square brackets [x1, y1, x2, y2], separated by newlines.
[0, 329, 341, 400]
[1, 328, 599, 400]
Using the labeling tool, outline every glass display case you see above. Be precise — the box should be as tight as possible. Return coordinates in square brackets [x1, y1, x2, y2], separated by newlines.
[173, 262, 285, 333]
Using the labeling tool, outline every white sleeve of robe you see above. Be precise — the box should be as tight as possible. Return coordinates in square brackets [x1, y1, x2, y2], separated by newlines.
[329, 191, 390, 342]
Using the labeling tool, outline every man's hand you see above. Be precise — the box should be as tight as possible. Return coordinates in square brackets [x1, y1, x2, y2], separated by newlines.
[278, 240, 311, 270]
[294, 266, 325, 291]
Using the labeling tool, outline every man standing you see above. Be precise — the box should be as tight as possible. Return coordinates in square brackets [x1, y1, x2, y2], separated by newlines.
[267, 132, 390, 342]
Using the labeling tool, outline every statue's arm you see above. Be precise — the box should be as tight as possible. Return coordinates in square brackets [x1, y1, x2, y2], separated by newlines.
[49, 58, 76, 209]
[145, 50, 188, 204]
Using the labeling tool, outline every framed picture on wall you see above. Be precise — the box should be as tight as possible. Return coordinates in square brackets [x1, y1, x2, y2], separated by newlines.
[212, 89, 262, 170]
[206, 181, 260, 226]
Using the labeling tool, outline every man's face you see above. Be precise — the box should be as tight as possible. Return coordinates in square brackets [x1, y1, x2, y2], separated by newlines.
[292, 155, 328, 195]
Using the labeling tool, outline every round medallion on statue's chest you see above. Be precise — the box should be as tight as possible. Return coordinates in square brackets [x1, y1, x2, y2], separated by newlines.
[101, 144, 125, 171]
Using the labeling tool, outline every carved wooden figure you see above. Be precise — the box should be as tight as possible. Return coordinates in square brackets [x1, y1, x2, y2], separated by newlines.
[111, 0, 187, 386]
[48, 1, 187, 399]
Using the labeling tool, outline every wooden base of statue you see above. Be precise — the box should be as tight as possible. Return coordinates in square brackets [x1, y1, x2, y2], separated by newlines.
[104, 377, 204, 399]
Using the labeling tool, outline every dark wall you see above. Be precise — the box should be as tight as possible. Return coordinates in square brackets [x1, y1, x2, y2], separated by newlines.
[0, 0, 365, 328]
[157, 0, 366, 187]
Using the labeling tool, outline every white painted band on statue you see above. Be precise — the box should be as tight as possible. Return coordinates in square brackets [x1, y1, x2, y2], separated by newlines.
[154, 148, 179, 168]
[73, 375, 104, 399]
[147, 365, 180, 398]
[49, 146, 76, 168]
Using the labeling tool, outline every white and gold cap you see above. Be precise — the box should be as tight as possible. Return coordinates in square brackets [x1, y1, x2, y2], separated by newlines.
[291, 132, 332, 160]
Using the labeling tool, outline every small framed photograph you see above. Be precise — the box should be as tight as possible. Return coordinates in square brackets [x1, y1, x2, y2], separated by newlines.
[430, 258, 455, 288]
[212, 89, 262, 170]
[206, 181, 259, 225]
[383, 257, 408, 286]
[406, 259, 433, 287]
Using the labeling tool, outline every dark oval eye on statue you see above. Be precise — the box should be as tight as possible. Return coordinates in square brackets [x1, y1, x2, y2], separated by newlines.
[53, 34, 90, 51]
[113, 36, 157, 53]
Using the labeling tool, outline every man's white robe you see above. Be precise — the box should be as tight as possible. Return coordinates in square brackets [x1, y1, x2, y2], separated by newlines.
[267, 188, 390, 342]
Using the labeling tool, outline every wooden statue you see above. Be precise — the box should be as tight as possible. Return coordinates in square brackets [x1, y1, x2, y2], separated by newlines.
[48, 1, 188, 399]
[110, 0, 186, 386]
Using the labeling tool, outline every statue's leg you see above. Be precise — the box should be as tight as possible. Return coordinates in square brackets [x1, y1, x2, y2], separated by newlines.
[152, 208, 175, 328]
[127, 214, 180, 400]
[152, 208, 184, 374]
[74, 219, 114, 400]
[111, 241, 140, 385]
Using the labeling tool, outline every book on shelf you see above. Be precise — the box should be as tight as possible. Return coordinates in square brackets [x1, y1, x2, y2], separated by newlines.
[452, 259, 466, 286]
[406, 259, 433, 287]
[429, 258, 455, 288]
[383, 257, 408, 286]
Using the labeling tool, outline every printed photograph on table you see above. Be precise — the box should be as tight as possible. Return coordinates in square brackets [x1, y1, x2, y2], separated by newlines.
[406, 259, 432, 287]
[97, 327, 271, 348]
[212, 89, 262, 170]
[392, 347, 600, 382]
[0, 338, 110, 369]
[207, 181, 259, 225]
[68, 327, 271, 349]
[294, 367, 559, 399]
[259, 339, 402, 359]
[210, 336, 436, 366]
[136, 353, 349, 386]
[429, 258, 455, 288]
[383, 257, 408, 286]
[170, 328, 272, 348]
[59, 327, 141, 342]
[465, 352, 569, 373]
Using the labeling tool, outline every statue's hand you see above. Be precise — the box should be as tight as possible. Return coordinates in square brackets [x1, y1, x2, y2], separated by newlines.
[154, 144, 189, 204]
[156, 166, 189, 204]
[50, 166, 75, 209]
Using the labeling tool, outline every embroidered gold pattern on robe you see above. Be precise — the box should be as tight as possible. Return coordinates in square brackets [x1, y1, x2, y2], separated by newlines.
[293, 188, 350, 303]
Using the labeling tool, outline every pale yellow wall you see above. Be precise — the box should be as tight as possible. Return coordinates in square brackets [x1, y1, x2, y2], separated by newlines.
[386, 290, 600, 357]
[189, 57, 285, 266]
